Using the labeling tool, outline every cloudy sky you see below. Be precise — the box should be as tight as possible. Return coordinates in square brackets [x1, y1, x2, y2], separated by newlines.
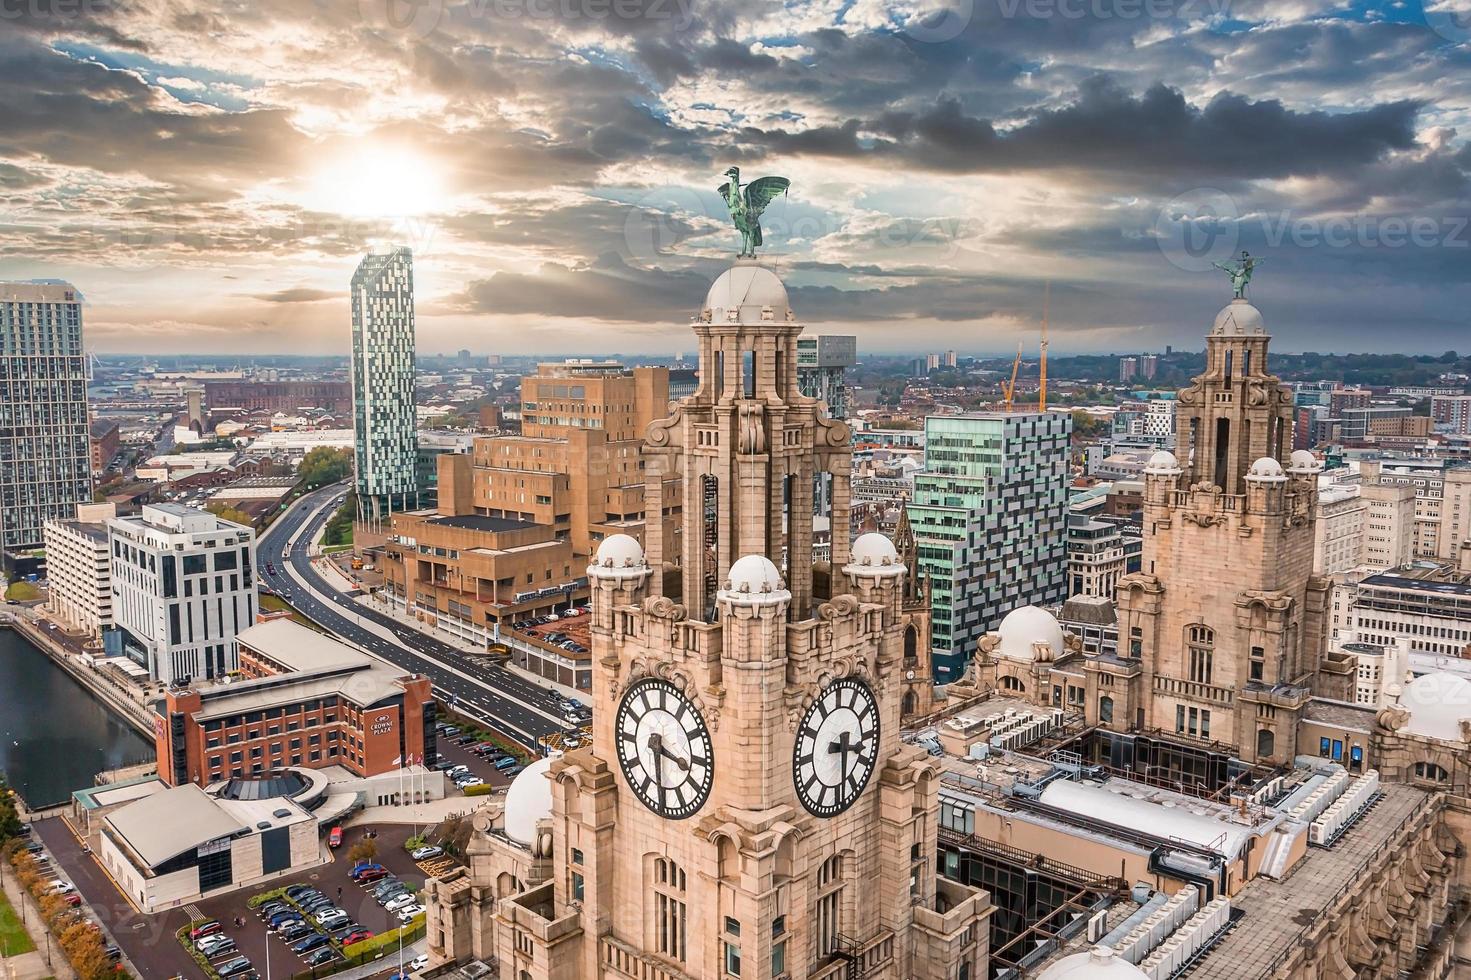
[1, 0, 1468, 357]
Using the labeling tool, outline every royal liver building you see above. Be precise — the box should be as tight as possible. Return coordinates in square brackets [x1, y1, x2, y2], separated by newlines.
[426, 259, 990, 978]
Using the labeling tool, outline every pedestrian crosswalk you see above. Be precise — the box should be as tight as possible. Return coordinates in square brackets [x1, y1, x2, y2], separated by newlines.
[184, 903, 205, 923]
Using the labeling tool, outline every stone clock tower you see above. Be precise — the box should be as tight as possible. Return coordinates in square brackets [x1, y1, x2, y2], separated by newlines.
[426, 262, 991, 980]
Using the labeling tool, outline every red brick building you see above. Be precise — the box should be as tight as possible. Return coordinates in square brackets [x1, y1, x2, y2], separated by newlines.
[154, 619, 436, 787]
[89, 418, 120, 473]
[203, 380, 352, 416]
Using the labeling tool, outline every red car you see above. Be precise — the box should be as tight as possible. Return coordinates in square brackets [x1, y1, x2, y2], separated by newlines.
[328, 826, 343, 849]
[357, 867, 390, 883]
[343, 929, 374, 945]
[64, 893, 82, 907]
[189, 920, 221, 940]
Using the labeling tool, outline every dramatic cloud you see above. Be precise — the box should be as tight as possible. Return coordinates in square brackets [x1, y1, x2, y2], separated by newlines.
[0, 0, 1466, 355]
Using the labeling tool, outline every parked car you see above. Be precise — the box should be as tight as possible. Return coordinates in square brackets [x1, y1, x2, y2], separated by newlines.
[304, 948, 337, 966]
[357, 867, 391, 883]
[456, 777, 484, 788]
[319, 913, 349, 932]
[196, 934, 233, 955]
[63, 893, 81, 907]
[313, 907, 346, 924]
[396, 904, 426, 923]
[291, 934, 329, 954]
[46, 879, 74, 895]
[371, 878, 403, 896]
[215, 956, 253, 977]
[376, 887, 410, 906]
[410, 954, 430, 971]
[328, 826, 343, 848]
[342, 929, 374, 945]
[432, 760, 456, 771]
[285, 884, 315, 900]
[503, 765, 525, 776]
[349, 862, 385, 880]
[410, 845, 443, 860]
[494, 756, 520, 771]
[439, 726, 460, 737]
[268, 911, 301, 930]
[384, 893, 417, 913]
[190, 921, 223, 941]
[279, 922, 313, 941]
[455, 735, 477, 746]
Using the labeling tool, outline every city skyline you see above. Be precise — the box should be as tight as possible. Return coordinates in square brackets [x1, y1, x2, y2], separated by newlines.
[1, 2, 1468, 357]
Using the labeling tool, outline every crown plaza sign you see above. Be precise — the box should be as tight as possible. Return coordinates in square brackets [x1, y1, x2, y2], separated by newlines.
[371, 712, 395, 736]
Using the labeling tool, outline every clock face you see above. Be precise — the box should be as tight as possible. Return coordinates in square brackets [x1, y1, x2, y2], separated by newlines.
[793, 678, 880, 817]
[615, 678, 714, 819]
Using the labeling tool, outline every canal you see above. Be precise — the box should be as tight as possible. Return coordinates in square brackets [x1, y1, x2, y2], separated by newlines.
[0, 628, 154, 809]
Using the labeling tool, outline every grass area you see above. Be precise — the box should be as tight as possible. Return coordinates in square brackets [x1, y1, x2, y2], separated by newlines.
[321, 497, 354, 548]
[321, 544, 353, 555]
[4, 581, 40, 602]
[0, 887, 36, 955]
[258, 593, 329, 634]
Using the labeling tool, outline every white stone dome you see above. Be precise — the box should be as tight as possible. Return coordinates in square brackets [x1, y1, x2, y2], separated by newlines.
[593, 533, 645, 568]
[718, 554, 790, 605]
[704, 264, 790, 324]
[996, 605, 1065, 663]
[1400, 672, 1471, 742]
[1212, 298, 1265, 336]
[1144, 449, 1182, 475]
[503, 755, 555, 846]
[1246, 456, 1287, 483]
[1038, 947, 1149, 980]
[1288, 449, 1321, 473]
[849, 532, 901, 568]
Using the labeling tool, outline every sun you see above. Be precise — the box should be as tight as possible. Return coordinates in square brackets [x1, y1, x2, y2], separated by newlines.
[306, 147, 448, 219]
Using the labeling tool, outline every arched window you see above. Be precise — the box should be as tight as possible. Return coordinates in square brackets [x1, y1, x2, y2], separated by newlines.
[904, 624, 919, 665]
[1000, 675, 1025, 693]
[902, 690, 918, 716]
[816, 854, 844, 957]
[1256, 728, 1275, 758]
[1098, 696, 1114, 724]
[1414, 761, 1448, 783]
[1187, 625, 1215, 685]
[651, 857, 688, 962]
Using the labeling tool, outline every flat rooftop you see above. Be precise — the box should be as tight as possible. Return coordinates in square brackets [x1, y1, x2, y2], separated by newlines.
[1361, 564, 1471, 597]
[428, 513, 541, 533]
[106, 784, 245, 868]
[1194, 782, 1432, 979]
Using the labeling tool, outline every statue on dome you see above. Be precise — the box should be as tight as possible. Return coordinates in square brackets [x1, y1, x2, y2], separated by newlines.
[718, 166, 790, 258]
[1212, 249, 1265, 300]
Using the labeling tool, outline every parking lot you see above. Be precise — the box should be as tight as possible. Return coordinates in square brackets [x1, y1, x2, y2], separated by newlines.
[508, 610, 592, 659]
[433, 722, 540, 789]
[32, 818, 442, 979]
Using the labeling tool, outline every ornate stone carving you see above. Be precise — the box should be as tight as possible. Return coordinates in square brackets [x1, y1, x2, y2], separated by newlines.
[737, 402, 766, 454]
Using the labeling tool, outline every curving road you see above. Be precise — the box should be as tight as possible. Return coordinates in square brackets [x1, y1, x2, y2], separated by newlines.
[255, 484, 569, 748]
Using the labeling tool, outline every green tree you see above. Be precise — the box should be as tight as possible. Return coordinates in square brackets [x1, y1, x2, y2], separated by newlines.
[298, 447, 353, 487]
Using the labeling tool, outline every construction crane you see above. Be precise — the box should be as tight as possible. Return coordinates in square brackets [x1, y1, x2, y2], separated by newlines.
[1001, 341, 1023, 411]
[1039, 281, 1050, 413]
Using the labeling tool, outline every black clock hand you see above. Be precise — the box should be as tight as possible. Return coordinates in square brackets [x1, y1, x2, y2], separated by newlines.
[828, 730, 856, 772]
[647, 732, 664, 787]
[657, 744, 691, 771]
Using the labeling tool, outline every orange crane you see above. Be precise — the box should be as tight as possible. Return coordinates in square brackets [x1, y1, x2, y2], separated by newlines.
[1001, 341, 1023, 411]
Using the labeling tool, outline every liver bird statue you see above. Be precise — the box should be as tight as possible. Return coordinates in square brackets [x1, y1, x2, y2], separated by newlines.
[718, 166, 790, 258]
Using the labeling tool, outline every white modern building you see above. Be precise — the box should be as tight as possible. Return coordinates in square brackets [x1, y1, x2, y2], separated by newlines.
[1359, 458, 1471, 560]
[109, 503, 257, 684]
[42, 502, 117, 640]
[0, 281, 92, 558]
[1313, 472, 1417, 574]
[351, 247, 421, 525]
[1314, 482, 1365, 576]
[1338, 548, 1471, 663]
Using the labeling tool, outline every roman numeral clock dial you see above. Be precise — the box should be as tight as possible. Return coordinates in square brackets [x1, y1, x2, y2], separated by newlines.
[615, 677, 714, 819]
[793, 677, 880, 817]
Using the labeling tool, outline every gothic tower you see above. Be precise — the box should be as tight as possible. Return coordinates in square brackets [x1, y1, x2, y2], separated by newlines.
[1111, 296, 1339, 765]
[480, 261, 993, 980]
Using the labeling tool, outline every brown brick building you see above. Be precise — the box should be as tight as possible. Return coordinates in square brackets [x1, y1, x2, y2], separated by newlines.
[153, 619, 435, 787]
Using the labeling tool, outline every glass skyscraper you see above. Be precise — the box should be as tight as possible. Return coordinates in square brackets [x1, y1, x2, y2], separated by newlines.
[908, 411, 1071, 681]
[350, 247, 421, 525]
[0, 281, 92, 559]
